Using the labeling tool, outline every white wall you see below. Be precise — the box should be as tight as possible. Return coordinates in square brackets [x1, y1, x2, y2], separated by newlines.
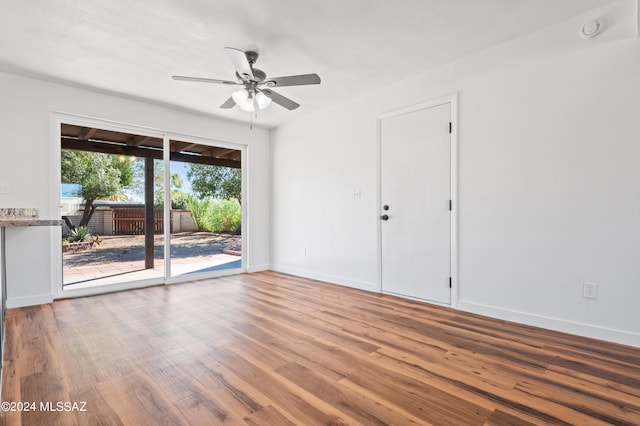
[271, 0, 640, 347]
[0, 73, 270, 307]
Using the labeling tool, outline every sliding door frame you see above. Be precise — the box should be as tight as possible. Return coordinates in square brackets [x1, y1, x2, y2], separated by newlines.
[50, 113, 247, 299]
[163, 132, 247, 284]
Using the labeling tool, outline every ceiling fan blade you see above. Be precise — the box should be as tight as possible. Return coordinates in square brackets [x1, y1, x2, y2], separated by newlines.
[225, 47, 254, 81]
[220, 97, 236, 109]
[261, 89, 300, 110]
[264, 73, 321, 87]
[172, 75, 239, 85]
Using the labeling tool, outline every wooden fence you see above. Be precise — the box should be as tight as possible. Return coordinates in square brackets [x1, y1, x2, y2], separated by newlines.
[112, 207, 172, 235]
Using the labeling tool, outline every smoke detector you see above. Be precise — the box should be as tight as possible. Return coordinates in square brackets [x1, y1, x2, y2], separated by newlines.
[580, 19, 601, 39]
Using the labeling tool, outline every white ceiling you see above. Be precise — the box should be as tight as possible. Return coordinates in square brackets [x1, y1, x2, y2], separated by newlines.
[0, 0, 616, 128]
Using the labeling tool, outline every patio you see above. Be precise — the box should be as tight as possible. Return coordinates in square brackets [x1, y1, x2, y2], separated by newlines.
[63, 232, 241, 289]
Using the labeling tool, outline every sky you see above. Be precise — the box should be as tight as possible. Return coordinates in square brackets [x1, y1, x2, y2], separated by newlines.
[169, 161, 193, 194]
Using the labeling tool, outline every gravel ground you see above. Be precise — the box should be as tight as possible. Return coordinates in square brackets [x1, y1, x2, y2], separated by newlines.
[63, 232, 241, 267]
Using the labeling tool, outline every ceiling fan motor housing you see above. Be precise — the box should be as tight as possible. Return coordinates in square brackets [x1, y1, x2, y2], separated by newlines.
[242, 51, 267, 83]
[251, 68, 266, 82]
[245, 50, 259, 64]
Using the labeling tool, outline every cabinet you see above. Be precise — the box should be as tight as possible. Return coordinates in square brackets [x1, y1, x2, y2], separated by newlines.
[0, 228, 5, 363]
[0, 213, 63, 369]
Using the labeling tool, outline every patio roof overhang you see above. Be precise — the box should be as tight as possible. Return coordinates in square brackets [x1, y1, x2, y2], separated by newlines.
[61, 123, 241, 169]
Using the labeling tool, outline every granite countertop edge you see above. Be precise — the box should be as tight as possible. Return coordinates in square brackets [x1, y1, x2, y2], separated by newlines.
[0, 219, 64, 227]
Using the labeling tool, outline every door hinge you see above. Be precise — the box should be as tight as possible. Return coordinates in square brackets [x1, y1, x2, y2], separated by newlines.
[449, 122, 452, 134]
[449, 277, 452, 288]
[449, 200, 452, 211]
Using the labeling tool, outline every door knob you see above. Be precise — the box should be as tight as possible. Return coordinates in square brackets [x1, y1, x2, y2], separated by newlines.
[380, 214, 389, 221]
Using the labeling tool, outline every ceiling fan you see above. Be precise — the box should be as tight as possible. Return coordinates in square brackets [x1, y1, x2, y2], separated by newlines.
[172, 47, 321, 112]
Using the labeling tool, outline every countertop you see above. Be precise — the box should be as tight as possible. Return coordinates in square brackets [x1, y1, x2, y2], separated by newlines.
[0, 208, 63, 227]
[0, 219, 64, 227]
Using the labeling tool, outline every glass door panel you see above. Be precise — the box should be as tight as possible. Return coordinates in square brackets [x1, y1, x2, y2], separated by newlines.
[168, 139, 242, 277]
[61, 124, 165, 290]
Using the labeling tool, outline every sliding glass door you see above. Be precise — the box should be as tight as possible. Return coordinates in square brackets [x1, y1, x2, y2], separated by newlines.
[58, 120, 244, 295]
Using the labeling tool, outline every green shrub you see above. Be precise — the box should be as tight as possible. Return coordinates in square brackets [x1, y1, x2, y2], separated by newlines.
[185, 196, 241, 234]
[206, 199, 241, 234]
[171, 192, 190, 210]
[185, 196, 213, 231]
[66, 226, 92, 242]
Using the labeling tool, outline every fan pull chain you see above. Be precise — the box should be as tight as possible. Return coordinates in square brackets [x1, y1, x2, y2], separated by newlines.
[251, 97, 258, 130]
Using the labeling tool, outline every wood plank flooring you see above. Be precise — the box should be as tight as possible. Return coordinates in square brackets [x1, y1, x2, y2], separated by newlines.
[1, 270, 639, 425]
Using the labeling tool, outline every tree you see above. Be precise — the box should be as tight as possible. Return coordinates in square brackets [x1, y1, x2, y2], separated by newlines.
[187, 164, 241, 204]
[61, 150, 134, 229]
[129, 159, 163, 205]
[154, 170, 188, 208]
[168, 173, 190, 209]
[127, 161, 192, 208]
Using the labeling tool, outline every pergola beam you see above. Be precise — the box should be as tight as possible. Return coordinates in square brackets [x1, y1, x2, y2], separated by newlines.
[78, 127, 98, 140]
[178, 143, 201, 152]
[129, 135, 154, 147]
[208, 147, 239, 159]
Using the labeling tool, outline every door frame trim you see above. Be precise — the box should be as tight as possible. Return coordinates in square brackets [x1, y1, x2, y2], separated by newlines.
[51, 112, 168, 299]
[376, 94, 458, 308]
[162, 131, 247, 284]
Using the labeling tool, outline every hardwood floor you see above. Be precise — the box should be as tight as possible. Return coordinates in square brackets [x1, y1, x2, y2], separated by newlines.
[1, 271, 639, 425]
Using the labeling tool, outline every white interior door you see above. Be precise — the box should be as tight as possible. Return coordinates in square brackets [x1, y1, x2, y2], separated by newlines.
[380, 102, 451, 304]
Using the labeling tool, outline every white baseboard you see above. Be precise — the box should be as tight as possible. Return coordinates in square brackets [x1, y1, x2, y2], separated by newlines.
[6, 293, 53, 309]
[247, 264, 270, 273]
[259, 268, 639, 348]
[270, 265, 377, 292]
[458, 300, 640, 348]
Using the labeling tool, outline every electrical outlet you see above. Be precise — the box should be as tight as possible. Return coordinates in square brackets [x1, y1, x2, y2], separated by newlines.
[0, 181, 9, 194]
[583, 282, 598, 299]
[300, 248, 306, 256]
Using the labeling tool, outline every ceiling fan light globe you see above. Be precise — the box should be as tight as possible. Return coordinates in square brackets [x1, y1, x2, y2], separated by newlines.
[232, 88, 249, 104]
[255, 92, 272, 109]
[238, 101, 255, 112]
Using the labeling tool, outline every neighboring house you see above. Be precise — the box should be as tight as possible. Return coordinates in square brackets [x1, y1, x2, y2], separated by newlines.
[60, 183, 82, 217]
